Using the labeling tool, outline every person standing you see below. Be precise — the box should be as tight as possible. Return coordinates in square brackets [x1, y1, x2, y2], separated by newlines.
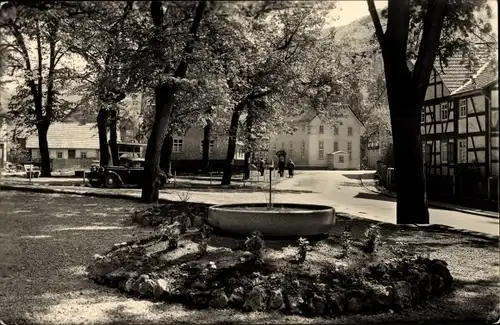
[278, 157, 286, 177]
[287, 159, 295, 178]
[259, 158, 265, 176]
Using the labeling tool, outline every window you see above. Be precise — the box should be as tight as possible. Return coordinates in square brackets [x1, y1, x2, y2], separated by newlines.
[441, 142, 448, 163]
[319, 125, 324, 134]
[289, 141, 293, 149]
[347, 126, 353, 136]
[421, 108, 425, 123]
[441, 103, 449, 120]
[458, 139, 467, 163]
[281, 142, 285, 150]
[347, 141, 352, 161]
[301, 140, 305, 159]
[459, 99, 467, 117]
[302, 124, 306, 132]
[318, 141, 324, 160]
[333, 126, 339, 135]
[334, 141, 338, 152]
[80, 151, 87, 159]
[56, 151, 63, 159]
[173, 138, 183, 153]
[339, 155, 344, 163]
[447, 140, 454, 163]
[200, 139, 215, 154]
[425, 143, 432, 164]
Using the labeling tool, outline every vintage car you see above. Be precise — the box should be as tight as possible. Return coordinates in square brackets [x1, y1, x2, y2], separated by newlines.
[86, 157, 168, 188]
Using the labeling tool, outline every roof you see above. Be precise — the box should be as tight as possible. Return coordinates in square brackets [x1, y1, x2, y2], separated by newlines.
[26, 122, 121, 149]
[287, 107, 364, 126]
[437, 43, 497, 94]
[451, 60, 498, 95]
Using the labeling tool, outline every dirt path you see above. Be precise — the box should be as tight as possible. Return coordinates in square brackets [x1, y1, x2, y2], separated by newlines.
[0, 191, 499, 325]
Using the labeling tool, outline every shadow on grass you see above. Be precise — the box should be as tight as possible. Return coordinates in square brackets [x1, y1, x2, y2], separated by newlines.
[1, 191, 498, 325]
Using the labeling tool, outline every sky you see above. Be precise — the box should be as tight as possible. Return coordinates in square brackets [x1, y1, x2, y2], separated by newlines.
[326, 0, 498, 33]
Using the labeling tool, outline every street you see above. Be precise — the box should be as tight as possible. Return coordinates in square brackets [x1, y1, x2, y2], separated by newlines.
[273, 170, 499, 236]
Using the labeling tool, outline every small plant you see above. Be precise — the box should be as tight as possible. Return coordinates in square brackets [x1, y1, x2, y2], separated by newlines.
[362, 224, 382, 254]
[340, 226, 352, 258]
[296, 237, 310, 263]
[177, 189, 193, 203]
[178, 212, 189, 234]
[244, 230, 265, 264]
[198, 224, 213, 256]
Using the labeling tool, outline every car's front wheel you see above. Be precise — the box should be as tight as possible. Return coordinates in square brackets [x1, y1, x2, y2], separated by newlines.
[104, 174, 120, 189]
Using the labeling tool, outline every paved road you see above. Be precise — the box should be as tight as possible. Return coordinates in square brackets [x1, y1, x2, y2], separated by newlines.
[274, 170, 499, 236]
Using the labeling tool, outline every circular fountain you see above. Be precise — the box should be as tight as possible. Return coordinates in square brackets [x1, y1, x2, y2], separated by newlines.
[207, 203, 335, 237]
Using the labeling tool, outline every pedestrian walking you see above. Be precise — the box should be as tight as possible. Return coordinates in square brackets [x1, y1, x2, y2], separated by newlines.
[287, 159, 295, 178]
[259, 158, 265, 176]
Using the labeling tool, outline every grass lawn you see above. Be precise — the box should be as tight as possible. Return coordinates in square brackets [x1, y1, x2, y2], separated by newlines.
[0, 190, 498, 325]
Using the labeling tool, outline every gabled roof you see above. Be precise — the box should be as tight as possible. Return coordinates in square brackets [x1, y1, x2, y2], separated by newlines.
[26, 122, 121, 150]
[287, 107, 364, 126]
[451, 60, 498, 95]
[437, 43, 496, 94]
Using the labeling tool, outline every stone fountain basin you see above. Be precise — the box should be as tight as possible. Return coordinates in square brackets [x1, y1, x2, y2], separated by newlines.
[207, 203, 336, 237]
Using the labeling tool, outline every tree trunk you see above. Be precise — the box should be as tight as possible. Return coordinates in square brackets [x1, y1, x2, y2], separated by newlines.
[142, 85, 175, 203]
[202, 122, 212, 173]
[160, 133, 173, 175]
[109, 109, 119, 165]
[141, 0, 207, 203]
[37, 123, 51, 177]
[97, 108, 109, 166]
[243, 113, 254, 180]
[385, 71, 429, 224]
[221, 109, 242, 185]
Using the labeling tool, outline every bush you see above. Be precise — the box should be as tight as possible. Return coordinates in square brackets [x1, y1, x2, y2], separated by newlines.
[362, 224, 381, 254]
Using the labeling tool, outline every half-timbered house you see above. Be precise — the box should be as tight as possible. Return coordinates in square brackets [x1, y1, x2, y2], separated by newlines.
[420, 42, 498, 206]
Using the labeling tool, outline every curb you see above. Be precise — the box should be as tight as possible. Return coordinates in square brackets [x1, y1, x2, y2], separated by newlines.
[359, 177, 499, 219]
[2, 183, 498, 241]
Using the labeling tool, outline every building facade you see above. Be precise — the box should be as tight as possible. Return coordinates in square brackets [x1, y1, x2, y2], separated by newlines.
[268, 109, 365, 169]
[420, 43, 498, 203]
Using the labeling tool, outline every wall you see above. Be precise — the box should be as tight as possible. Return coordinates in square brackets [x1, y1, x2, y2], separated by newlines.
[268, 123, 310, 167]
[31, 148, 99, 160]
[170, 125, 244, 161]
[307, 112, 362, 170]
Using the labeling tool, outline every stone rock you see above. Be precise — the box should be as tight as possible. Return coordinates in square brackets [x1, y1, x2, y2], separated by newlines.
[87, 258, 114, 281]
[370, 284, 393, 307]
[105, 267, 129, 286]
[120, 277, 136, 292]
[229, 287, 245, 308]
[189, 290, 211, 309]
[392, 281, 413, 309]
[268, 289, 285, 310]
[210, 288, 229, 308]
[243, 286, 267, 312]
[346, 297, 363, 314]
[153, 279, 171, 299]
[427, 259, 453, 290]
[191, 281, 208, 291]
[312, 294, 326, 315]
[430, 274, 445, 293]
[138, 279, 156, 297]
[287, 295, 304, 315]
[417, 272, 433, 297]
[327, 293, 345, 315]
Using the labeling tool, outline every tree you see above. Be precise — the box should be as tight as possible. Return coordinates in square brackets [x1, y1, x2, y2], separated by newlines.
[1, 2, 96, 176]
[366, 0, 493, 223]
[141, 0, 208, 203]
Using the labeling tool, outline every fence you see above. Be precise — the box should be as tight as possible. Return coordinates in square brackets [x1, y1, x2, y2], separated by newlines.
[377, 163, 498, 210]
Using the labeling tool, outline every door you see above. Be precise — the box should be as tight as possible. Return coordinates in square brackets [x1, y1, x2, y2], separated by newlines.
[68, 150, 76, 159]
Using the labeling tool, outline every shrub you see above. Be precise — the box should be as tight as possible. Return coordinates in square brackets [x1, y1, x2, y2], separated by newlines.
[296, 237, 310, 263]
[340, 226, 352, 258]
[362, 224, 381, 254]
[244, 230, 265, 264]
[198, 224, 213, 256]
